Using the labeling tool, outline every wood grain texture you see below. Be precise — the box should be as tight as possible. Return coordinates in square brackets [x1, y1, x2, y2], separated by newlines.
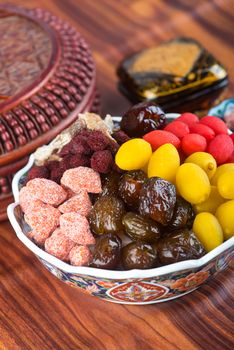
[0, 0, 234, 349]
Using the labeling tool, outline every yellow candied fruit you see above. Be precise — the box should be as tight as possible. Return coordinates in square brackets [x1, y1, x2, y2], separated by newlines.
[115, 138, 152, 171]
[210, 163, 234, 185]
[185, 152, 216, 179]
[148, 143, 180, 183]
[194, 186, 225, 214]
[176, 163, 210, 204]
[193, 212, 223, 252]
[217, 171, 234, 199]
[215, 200, 234, 240]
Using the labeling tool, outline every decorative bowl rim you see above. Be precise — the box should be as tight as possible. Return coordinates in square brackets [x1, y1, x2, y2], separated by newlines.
[7, 114, 234, 280]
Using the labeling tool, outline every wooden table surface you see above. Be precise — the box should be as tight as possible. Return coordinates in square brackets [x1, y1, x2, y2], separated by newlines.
[0, 0, 234, 349]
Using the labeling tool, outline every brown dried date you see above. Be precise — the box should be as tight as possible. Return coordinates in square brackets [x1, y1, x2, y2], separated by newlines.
[139, 177, 176, 225]
[100, 171, 121, 197]
[122, 242, 158, 269]
[89, 195, 125, 235]
[157, 229, 206, 265]
[91, 234, 122, 269]
[167, 196, 195, 230]
[122, 212, 161, 243]
[120, 101, 166, 137]
[118, 170, 147, 209]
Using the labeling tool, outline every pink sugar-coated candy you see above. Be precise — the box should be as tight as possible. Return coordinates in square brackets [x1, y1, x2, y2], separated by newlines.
[24, 201, 60, 243]
[60, 212, 95, 245]
[66, 188, 76, 198]
[33, 229, 53, 246]
[45, 228, 76, 261]
[69, 245, 92, 266]
[58, 190, 92, 216]
[19, 186, 38, 213]
[26, 231, 35, 240]
[27, 178, 67, 206]
[61, 166, 102, 194]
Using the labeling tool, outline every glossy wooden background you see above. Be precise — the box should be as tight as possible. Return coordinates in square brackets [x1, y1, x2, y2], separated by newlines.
[0, 0, 234, 349]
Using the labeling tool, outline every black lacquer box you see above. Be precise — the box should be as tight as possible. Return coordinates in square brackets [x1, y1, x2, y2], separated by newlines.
[117, 37, 228, 113]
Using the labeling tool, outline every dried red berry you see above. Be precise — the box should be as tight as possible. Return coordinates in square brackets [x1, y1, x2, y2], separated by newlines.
[112, 130, 130, 145]
[26, 165, 49, 182]
[46, 160, 60, 171]
[87, 130, 110, 151]
[67, 154, 90, 168]
[91, 150, 114, 174]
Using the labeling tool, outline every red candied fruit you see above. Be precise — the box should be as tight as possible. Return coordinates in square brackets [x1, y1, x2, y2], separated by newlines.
[227, 149, 234, 162]
[177, 113, 199, 127]
[69, 245, 92, 266]
[189, 123, 215, 142]
[91, 150, 114, 174]
[181, 133, 207, 156]
[230, 133, 234, 144]
[26, 165, 49, 183]
[86, 130, 110, 151]
[164, 121, 190, 139]
[207, 134, 233, 165]
[143, 130, 180, 150]
[112, 130, 130, 145]
[200, 116, 228, 135]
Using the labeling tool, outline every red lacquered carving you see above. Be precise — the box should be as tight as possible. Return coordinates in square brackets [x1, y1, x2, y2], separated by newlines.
[0, 5, 100, 220]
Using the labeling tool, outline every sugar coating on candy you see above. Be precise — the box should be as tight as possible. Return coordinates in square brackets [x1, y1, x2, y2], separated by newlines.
[27, 178, 67, 206]
[58, 190, 92, 216]
[66, 188, 76, 198]
[60, 212, 95, 245]
[69, 245, 92, 266]
[45, 228, 76, 261]
[24, 201, 60, 243]
[26, 231, 35, 240]
[61, 166, 102, 194]
[19, 186, 38, 213]
[33, 229, 53, 246]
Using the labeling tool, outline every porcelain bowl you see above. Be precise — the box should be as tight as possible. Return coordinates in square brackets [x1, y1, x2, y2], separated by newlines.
[7, 115, 234, 305]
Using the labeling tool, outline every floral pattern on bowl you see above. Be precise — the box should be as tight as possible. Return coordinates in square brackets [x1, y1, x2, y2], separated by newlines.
[34, 245, 233, 304]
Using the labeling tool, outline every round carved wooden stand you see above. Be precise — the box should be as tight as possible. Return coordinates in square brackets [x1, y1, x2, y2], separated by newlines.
[0, 5, 100, 220]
